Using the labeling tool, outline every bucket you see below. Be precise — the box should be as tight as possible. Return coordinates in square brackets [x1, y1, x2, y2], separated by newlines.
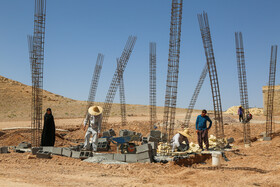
[211, 151, 222, 166]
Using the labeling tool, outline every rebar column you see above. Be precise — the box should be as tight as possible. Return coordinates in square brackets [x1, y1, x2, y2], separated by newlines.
[235, 32, 251, 145]
[265, 45, 278, 137]
[198, 12, 224, 141]
[163, 0, 183, 141]
[118, 58, 127, 126]
[85, 53, 104, 114]
[102, 36, 137, 130]
[149, 42, 157, 130]
[184, 64, 208, 128]
[28, 0, 46, 147]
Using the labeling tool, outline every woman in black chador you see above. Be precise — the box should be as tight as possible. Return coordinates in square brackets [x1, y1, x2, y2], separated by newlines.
[41, 108, 56, 146]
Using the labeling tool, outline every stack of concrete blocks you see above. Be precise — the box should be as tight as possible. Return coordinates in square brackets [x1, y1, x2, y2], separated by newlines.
[0, 146, 8, 154]
[97, 138, 109, 151]
[36, 150, 52, 159]
[136, 144, 153, 163]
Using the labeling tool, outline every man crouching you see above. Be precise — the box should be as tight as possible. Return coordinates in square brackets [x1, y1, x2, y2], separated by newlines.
[171, 128, 191, 152]
[83, 106, 103, 152]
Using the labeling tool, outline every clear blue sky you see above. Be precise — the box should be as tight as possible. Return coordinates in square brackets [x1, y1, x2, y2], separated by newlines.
[0, 0, 280, 111]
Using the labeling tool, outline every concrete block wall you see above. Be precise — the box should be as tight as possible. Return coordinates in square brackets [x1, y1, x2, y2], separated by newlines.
[263, 85, 280, 115]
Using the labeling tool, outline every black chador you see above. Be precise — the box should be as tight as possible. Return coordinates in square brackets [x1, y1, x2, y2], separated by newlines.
[41, 108, 56, 146]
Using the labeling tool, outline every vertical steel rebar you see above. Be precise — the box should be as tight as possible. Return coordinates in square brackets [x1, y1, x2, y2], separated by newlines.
[198, 12, 224, 141]
[118, 58, 127, 126]
[265, 45, 278, 137]
[29, 0, 46, 147]
[235, 32, 251, 145]
[163, 0, 183, 141]
[149, 42, 157, 130]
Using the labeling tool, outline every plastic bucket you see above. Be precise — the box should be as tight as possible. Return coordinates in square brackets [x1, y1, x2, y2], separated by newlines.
[212, 151, 222, 166]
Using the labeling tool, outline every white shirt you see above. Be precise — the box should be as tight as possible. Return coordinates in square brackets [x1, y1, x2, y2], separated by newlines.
[83, 113, 102, 133]
[172, 133, 189, 152]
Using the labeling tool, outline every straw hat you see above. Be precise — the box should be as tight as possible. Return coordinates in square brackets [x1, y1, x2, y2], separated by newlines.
[88, 106, 103, 116]
[178, 128, 192, 138]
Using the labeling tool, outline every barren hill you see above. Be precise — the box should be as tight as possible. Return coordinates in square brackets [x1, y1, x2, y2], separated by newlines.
[0, 75, 188, 122]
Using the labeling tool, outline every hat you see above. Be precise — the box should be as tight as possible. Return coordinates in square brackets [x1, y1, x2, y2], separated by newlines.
[88, 106, 103, 116]
[178, 128, 192, 138]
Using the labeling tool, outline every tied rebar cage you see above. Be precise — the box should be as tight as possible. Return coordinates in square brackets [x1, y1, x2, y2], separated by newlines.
[198, 12, 224, 141]
[235, 32, 251, 145]
[149, 42, 157, 130]
[102, 36, 137, 130]
[85, 53, 104, 116]
[265, 45, 278, 137]
[184, 64, 208, 128]
[28, 0, 46, 147]
[118, 58, 127, 126]
[163, 0, 183, 141]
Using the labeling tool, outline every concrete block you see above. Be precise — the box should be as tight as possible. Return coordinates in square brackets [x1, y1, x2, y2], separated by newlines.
[137, 151, 152, 161]
[125, 154, 138, 163]
[31, 147, 42, 155]
[100, 153, 114, 160]
[114, 154, 126, 162]
[138, 158, 152, 163]
[119, 129, 135, 137]
[62, 148, 72, 157]
[0, 147, 8, 153]
[263, 137, 272, 141]
[18, 142, 31, 149]
[52, 147, 63, 155]
[136, 144, 152, 154]
[36, 151, 52, 159]
[142, 137, 148, 144]
[42, 146, 54, 153]
[71, 151, 81, 159]
[150, 130, 161, 139]
[102, 129, 116, 137]
[80, 151, 93, 159]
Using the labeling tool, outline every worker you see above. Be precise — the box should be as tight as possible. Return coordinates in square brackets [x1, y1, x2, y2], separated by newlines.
[195, 109, 212, 151]
[171, 128, 191, 152]
[41, 108, 56, 146]
[238, 106, 244, 122]
[83, 106, 103, 152]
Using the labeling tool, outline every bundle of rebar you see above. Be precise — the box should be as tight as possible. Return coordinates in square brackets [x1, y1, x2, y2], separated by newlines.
[149, 42, 157, 130]
[265, 45, 278, 137]
[235, 32, 251, 145]
[28, 0, 46, 147]
[102, 36, 137, 130]
[198, 12, 224, 141]
[163, 0, 183, 141]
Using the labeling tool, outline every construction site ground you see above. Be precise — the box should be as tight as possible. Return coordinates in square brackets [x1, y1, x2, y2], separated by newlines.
[1, 112, 280, 187]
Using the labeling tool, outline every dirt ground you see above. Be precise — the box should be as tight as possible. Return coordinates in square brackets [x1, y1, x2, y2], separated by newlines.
[1, 113, 280, 187]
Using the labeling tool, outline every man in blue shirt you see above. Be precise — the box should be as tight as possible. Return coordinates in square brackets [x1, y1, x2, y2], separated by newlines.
[195, 109, 212, 150]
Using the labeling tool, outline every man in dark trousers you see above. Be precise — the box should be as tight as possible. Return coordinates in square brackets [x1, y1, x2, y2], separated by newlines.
[238, 106, 244, 122]
[195, 109, 212, 151]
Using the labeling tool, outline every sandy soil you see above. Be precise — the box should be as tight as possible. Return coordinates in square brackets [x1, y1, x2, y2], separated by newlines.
[1, 114, 280, 186]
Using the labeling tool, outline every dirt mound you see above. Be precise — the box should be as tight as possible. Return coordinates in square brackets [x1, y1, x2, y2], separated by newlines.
[225, 106, 263, 116]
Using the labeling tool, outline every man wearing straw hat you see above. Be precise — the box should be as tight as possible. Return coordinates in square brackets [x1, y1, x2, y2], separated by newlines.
[83, 106, 103, 152]
[171, 128, 191, 152]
